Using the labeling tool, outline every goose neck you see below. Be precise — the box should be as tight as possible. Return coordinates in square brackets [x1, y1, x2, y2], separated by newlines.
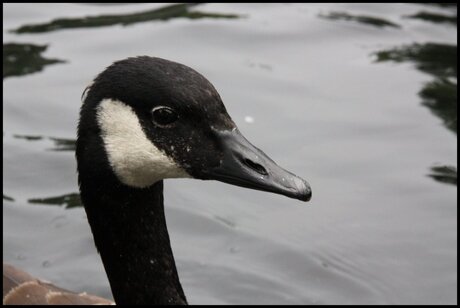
[81, 180, 187, 305]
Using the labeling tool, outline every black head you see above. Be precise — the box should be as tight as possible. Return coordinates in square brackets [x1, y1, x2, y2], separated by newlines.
[77, 56, 311, 201]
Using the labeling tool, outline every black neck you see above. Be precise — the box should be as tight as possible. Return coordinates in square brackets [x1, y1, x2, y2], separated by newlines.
[80, 179, 187, 305]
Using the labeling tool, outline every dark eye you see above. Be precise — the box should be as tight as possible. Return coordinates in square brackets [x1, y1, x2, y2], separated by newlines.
[151, 106, 178, 127]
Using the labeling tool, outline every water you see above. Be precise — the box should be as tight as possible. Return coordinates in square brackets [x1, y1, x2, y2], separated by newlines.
[3, 3, 457, 304]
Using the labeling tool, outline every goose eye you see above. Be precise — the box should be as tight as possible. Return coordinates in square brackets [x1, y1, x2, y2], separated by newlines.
[152, 106, 178, 127]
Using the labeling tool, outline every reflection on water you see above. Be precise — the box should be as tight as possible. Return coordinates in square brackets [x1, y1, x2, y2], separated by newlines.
[407, 11, 457, 25]
[428, 165, 457, 186]
[421, 3, 458, 8]
[375, 43, 457, 134]
[10, 134, 78, 207]
[375, 43, 456, 79]
[13, 134, 44, 141]
[28, 193, 82, 209]
[13, 134, 76, 151]
[3, 195, 15, 202]
[8, 134, 77, 206]
[11, 3, 241, 34]
[420, 78, 457, 134]
[320, 12, 400, 28]
[375, 42, 457, 185]
[48, 137, 76, 152]
[3, 43, 65, 79]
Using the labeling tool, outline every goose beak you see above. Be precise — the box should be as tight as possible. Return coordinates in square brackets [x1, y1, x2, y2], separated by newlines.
[206, 128, 311, 202]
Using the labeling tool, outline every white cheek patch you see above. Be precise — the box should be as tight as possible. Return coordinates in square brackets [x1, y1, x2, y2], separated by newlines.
[96, 99, 190, 188]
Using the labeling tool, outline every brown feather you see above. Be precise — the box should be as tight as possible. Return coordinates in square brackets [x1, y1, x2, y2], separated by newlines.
[3, 264, 114, 305]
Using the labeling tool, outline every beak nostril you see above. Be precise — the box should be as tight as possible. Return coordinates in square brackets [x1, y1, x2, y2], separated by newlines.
[242, 158, 268, 176]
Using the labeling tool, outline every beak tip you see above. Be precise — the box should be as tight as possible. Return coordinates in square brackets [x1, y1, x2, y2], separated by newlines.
[300, 190, 312, 202]
[294, 177, 312, 202]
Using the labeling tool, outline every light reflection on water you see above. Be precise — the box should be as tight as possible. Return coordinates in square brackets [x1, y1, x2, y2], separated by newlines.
[3, 3, 457, 304]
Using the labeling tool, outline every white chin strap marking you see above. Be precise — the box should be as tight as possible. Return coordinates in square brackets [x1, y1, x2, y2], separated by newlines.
[96, 99, 190, 188]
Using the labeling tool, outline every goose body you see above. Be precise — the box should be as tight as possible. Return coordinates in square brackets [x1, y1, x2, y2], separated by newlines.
[3, 264, 114, 305]
[4, 56, 311, 305]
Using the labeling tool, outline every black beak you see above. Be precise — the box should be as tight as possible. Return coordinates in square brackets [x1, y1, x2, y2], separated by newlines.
[206, 128, 311, 202]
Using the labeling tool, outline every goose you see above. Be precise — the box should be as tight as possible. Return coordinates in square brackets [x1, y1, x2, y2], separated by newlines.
[3, 56, 312, 305]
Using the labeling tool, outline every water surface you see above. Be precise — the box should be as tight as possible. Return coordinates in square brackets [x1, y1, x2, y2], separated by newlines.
[3, 3, 457, 304]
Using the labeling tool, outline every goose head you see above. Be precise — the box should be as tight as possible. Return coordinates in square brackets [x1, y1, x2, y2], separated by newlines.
[78, 56, 311, 201]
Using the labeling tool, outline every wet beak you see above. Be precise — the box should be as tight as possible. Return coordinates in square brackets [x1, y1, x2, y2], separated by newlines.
[206, 128, 311, 202]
